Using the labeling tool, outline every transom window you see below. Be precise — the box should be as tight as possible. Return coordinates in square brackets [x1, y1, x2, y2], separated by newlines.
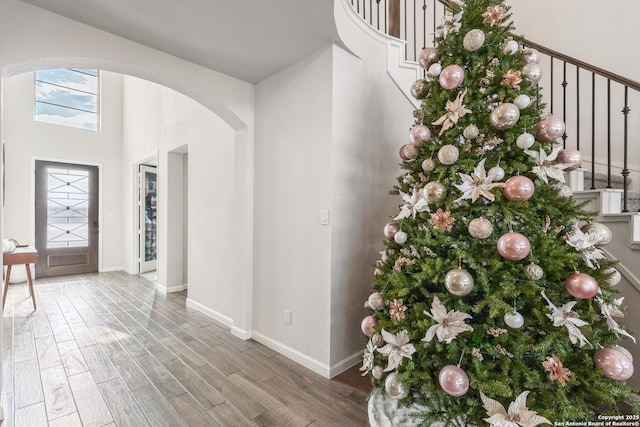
[35, 68, 99, 131]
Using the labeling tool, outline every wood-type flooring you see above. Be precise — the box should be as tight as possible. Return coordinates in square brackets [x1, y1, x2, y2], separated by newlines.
[1, 271, 370, 426]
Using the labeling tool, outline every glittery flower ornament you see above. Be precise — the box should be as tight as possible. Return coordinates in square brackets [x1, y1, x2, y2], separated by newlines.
[501, 69, 523, 89]
[429, 208, 456, 232]
[564, 225, 606, 268]
[378, 329, 416, 372]
[480, 391, 552, 427]
[394, 187, 429, 220]
[360, 338, 376, 376]
[542, 355, 572, 386]
[454, 158, 506, 203]
[436, 10, 462, 38]
[596, 295, 636, 343]
[422, 296, 473, 344]
[432, 89, 472, 136]
[481, 5, 508, 27]
[541, 290, 591, 348]
[524, 144, 572, 184]
[389, 299, 408, 321]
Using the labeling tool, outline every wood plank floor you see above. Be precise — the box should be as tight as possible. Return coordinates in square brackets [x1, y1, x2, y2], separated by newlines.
[1, 271, 370, 426]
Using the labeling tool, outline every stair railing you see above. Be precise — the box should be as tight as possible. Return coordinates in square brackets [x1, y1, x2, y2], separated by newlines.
[349, 0, 639, 213]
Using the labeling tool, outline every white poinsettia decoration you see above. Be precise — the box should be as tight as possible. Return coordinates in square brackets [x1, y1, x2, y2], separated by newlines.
[436, 10, 463, 38]
[394, 187, 430, 220]
[524, 144, 572, 184]
[422, 296, 473, 344]
[564, 225, 606, 268]
[378, 329, 416, 372]
[480, 391, 551, 427]
[432, 89, 472, 136]
[454, 158, 506, 203]
[596, 295, 636, 343]
[360, 338, 376, 376]
[541, 291, 591, 348]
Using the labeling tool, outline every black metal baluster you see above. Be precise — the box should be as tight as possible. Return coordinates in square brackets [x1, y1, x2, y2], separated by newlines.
[432, 0, 437, 46]
[422, 0, 427, 50]
[404, 0, 408, 59]
[590, 73, 596, 189]
[550, 59, 554, 115]
[384, 0, 387, 34]
[622, 87, 630, 212]
[607, 79, 612, 189]
[576, 67, 580, 151]
[376, 0, 381, 31]
[413, 0, 417, 61]
[562, 61, 568, 147]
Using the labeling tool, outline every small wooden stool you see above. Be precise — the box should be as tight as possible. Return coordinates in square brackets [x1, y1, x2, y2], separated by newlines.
[3, 246, 39, 311]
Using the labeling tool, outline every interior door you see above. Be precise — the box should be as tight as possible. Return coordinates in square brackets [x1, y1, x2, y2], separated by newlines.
[35, 161, 99, 277]
[139, 164, 157, 273]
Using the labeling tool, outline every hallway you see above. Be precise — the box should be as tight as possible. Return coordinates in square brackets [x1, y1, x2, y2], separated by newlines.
[1, 272, 369, 426]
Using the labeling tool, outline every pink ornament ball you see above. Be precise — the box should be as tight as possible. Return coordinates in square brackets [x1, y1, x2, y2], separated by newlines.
[497, 232, 531, 261]
[565, 272, 599, 299]
[384, 222, 399, 240]
[438, 365, 469, 397]
[536, 115, 566, 142]
[409, 124, 432, 145]
[419, 47, 440, 69]
[360, 315, 377, 337]
[399, 144, 420, 160]
[439, 64, 465, 90]
[557, 148, 583, 171]
[503, 176, 535, 201]
[594, 347, 634, 381]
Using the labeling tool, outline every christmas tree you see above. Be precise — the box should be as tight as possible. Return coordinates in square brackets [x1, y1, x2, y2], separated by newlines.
[360, 0, 638, 425]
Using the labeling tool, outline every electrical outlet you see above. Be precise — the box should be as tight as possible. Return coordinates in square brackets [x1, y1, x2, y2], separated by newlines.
[284, 309, 292, 325]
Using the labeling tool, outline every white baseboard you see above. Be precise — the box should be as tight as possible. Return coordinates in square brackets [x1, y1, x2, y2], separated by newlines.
[186, 298, 234, 328]
[100, 266, 127, 273]
[155, 283, 185, 295]
[231, 326, 252, 340]
[252, 331, 331, 378]
[330, 351, 364, 378]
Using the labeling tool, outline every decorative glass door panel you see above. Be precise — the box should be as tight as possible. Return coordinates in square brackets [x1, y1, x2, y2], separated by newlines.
[139, 165, 157, 273]
[35, 161, 99, 277]
[46, 167, 89, 248]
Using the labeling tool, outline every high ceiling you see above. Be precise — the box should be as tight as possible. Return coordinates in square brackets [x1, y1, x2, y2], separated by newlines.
[18, 0, 341, 83]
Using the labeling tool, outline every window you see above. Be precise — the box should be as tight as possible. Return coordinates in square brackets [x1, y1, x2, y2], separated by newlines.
[35, 68, 99, 131]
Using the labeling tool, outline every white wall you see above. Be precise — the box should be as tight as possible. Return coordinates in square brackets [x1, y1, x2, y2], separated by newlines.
[2, 71, 124, 270]
[251, 1, 416, 376]
[121, 76, 238, 321]
[253, 46, 334, 372]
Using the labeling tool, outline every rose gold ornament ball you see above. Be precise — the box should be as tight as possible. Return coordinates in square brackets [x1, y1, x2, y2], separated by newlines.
[557, 148, 583, 171]
[497, 232, 531, 261]
[503, 175, 535, 201]
[593, 347, 634, 381]
[565, 272, 599, 299]
[439, 64, 465, 90]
